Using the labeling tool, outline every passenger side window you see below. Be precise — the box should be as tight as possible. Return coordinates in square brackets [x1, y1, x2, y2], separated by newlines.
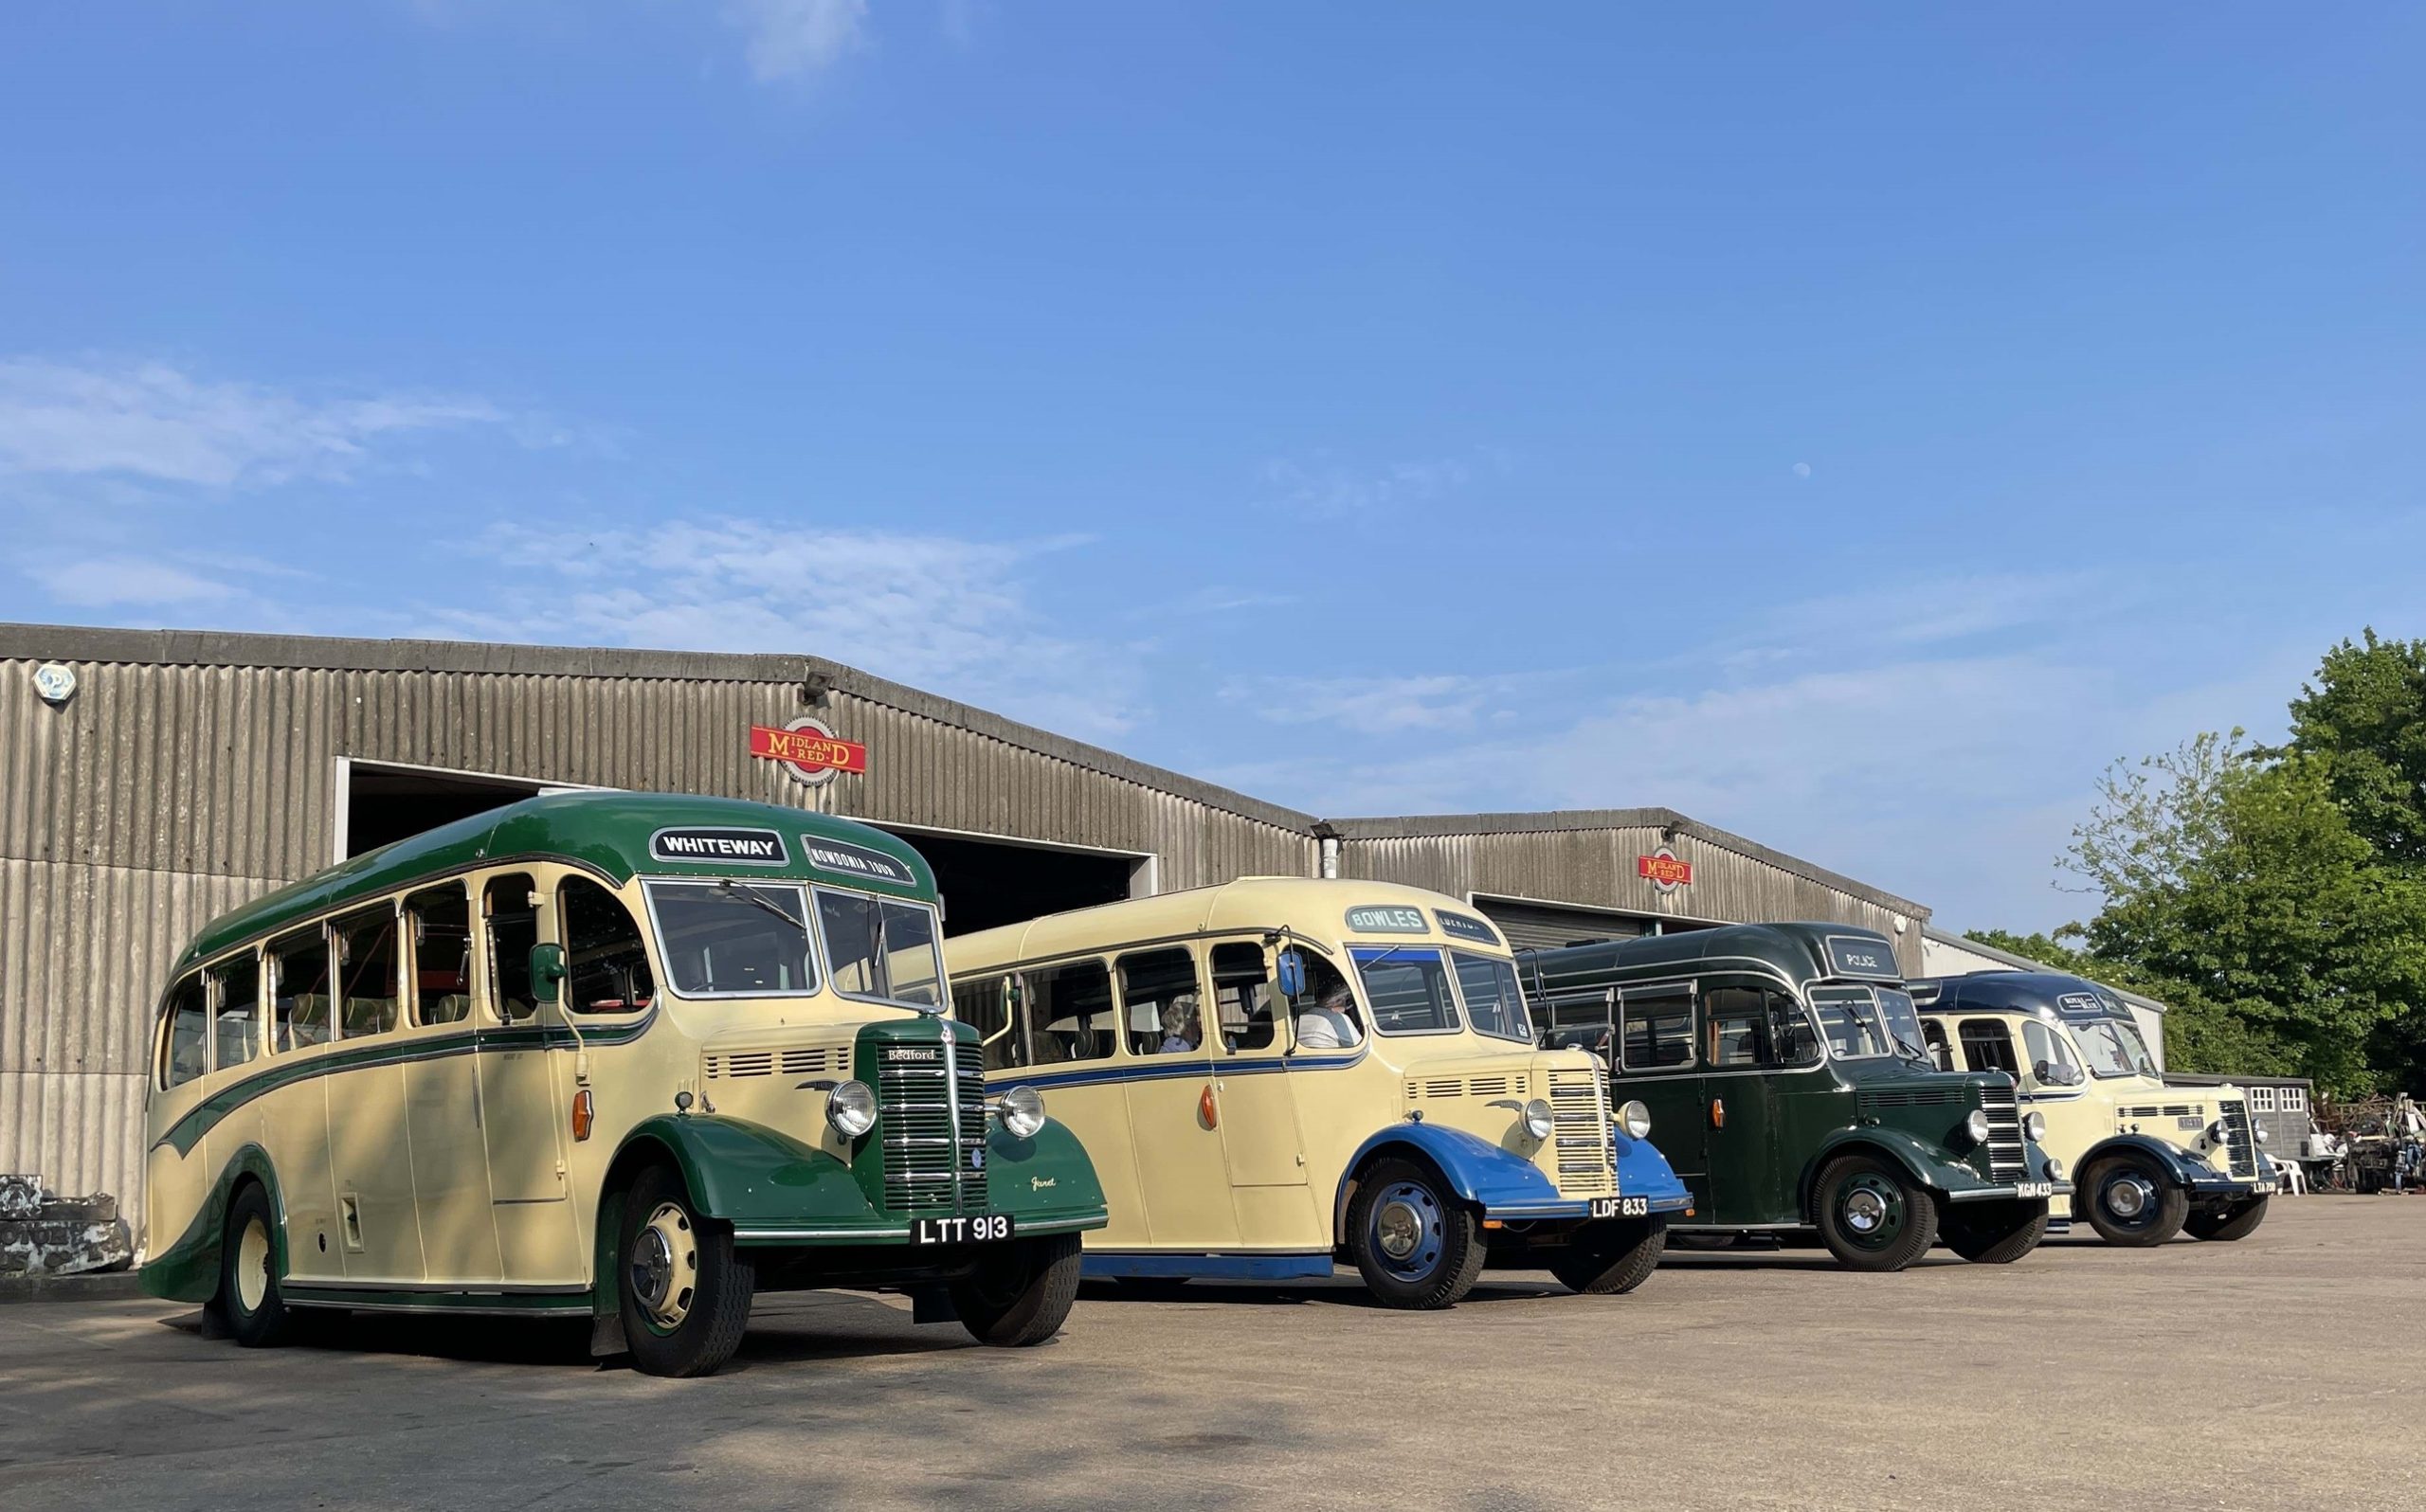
[1958, 1018, 2020, 1079]
[1023, 959, 1113, 1065]
[210, 955, 261, 1071]
[1620, 989, 1694, 1071]
[1922, 1019, 1952, 1072]
[335, 906, 401, 1038]
[1543, 993, 1615, 1058]
[561, 877, 656, 1014]
[161, 973, 208, 1089]
[1118, 947, 1204, 1057]
[407, 884, 475, 1025]
[954, 975, 1024, 1071]
[270, 927, 334, 1053]
[1209, 942, 1278, 1053]
[484, 873, 540, 1022]
[2019, 1019, 2081, 1086]
[1703, 984, 1774, 1068]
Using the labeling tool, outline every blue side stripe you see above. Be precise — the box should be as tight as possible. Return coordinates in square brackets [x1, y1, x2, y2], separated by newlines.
[997, 1050, 1367, 1092]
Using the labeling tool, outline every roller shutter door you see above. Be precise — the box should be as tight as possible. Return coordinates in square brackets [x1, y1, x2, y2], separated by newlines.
[1475, 899, 1654, 952]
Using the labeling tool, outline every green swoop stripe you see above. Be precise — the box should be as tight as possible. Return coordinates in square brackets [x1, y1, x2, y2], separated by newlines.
[154, 1010, 657, 1157]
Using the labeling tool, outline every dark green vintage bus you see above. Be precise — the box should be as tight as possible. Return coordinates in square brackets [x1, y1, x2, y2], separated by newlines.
[1519, 923, 2071, 1271]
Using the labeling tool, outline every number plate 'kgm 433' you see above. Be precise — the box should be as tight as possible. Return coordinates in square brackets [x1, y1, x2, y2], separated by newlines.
[910, 1214, 1015, 1245]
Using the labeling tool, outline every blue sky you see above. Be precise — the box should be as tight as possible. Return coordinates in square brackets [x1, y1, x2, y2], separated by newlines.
[3, 4, 2421, 933]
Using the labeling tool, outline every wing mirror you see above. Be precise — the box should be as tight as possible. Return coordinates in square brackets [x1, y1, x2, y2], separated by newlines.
[1276, 948, 1307, 999]
[528, 943, 567, 1006]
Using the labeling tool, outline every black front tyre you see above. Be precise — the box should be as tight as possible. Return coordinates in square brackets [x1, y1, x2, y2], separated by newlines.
[1548, 1217, 1669, 1295]
[1941, 1199, 2049, 1264]
[2080, 1153, 2189, 1247]
[618, 1165, 754, 1378]
[215, 1181, 297, 1348]
[1347, 1158, 1487, 1308]
[2183, 1195, 2270, 1242]
[952, 1233, 1082, 1346]
[1812, 1154, 1940, 1272]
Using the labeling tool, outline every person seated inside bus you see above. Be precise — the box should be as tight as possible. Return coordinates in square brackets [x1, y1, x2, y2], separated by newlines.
[1209, 944, 1278, 1052]
[1157, 993, 1202, 1054]
[1294, 982, 1364, 1051]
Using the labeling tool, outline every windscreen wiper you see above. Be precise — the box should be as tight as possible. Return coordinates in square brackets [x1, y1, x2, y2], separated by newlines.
[715, 880, 807, 936]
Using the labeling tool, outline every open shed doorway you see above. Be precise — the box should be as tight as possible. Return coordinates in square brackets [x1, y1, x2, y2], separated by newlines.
[339, 760, 583, 860]
[872, 825, 1150, 937]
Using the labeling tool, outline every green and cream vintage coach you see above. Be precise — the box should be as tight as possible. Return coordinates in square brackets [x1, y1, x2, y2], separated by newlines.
[1520, 923, 2072, 1271]
[141, 792, 1108, 1377]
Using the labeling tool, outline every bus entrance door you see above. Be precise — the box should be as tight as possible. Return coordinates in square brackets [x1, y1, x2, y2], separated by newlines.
[477, 875, 584, 1285]
[1208, 942, 1313, 1249]
[1115, 948, 1242, 1253]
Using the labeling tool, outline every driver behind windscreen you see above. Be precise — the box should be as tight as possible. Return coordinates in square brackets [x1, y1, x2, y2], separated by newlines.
[1294, 982, 1364, 1051]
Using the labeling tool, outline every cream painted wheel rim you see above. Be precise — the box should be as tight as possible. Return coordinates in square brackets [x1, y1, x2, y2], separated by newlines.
[235, 1214, 272, 1314]
[629, 1202, 699, 1331]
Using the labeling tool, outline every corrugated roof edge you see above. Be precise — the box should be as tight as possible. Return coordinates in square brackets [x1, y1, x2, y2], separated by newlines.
[0, 621, 1318, 834]
[1919, 925, 2170, 1016]
[1325, 808, 1929, 920]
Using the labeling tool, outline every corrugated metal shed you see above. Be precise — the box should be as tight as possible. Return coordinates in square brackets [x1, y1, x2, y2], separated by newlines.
[0, 622, 1930, 1233]
[1328, 811, 1928, 973]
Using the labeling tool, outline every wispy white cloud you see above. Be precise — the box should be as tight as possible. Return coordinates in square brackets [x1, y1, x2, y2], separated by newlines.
[0, 356, 508, 488]
[1222, 672, 1530, 737]
[727, 0, 869, 81]
[434, 517, 1145, 739]
[1259, 455, 1473, 519]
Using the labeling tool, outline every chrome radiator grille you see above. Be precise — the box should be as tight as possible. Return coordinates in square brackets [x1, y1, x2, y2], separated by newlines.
[2219, 1099, 2257, 1178]
[1547, 1066, 1616, 1198]
[878, 1035, 988, 1214]
[1979, 1082, 2027, 1181]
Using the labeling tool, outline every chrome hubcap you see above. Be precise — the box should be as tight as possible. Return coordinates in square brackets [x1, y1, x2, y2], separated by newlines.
[1377, 1200, 1422, 1260]
[2106, 1175, 2154, 1222]
[1368, 1181, 1445, 1278]
[1843, 1190, 1886, 1234]
[629, 1202, 698, 1330]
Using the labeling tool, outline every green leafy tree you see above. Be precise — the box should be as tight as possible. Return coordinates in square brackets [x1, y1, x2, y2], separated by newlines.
[2285, 629, 2426, 868]
[2069, 747, 2426, 1095]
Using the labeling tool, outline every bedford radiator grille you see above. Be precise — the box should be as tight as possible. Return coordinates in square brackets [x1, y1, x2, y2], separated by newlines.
[1546, 1067, 1616, 1198]
[878, 1038, 988, 1214]
[2219, 1099, 2257, 1178]
[1979, 1083, 2027, 1181]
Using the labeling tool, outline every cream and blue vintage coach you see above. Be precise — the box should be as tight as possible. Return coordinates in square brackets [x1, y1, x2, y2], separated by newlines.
[1912, 972, 2275, 1245]
[140, 793, 1107, 1377]
[946, 879, 1692, 1308]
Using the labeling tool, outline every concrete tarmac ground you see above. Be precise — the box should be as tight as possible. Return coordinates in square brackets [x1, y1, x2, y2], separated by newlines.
[2, 1197, 2419, 1512]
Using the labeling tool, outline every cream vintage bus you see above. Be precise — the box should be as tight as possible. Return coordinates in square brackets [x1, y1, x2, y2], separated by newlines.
[140, 793, 1108, 1377]
[947, 879, 1693, 1308]
[1913, 972, 2275, 1245]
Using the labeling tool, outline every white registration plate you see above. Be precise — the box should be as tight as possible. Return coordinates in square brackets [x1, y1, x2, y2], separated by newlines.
[1589, 1196, 1651, 1219]
[2014, 1181, 2055, 1199]
[910, 1214, 1015, 1245]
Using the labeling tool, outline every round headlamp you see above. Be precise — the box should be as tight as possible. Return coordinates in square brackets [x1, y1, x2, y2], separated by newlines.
[1964, 1108, 1993, 1145]
[827, 1079, 878, 1139]
[2254, 1125, 2269, 1145]
[1521, 1098, 1556, 1141]
[1000, 1084, 1047, 1140]
[2022, 1109, 2048, 1143]
[2044, 1156, 2067, 1182]
[2209, 1118, 2232, 1145]
[1618, 1099, 1653, 1140]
